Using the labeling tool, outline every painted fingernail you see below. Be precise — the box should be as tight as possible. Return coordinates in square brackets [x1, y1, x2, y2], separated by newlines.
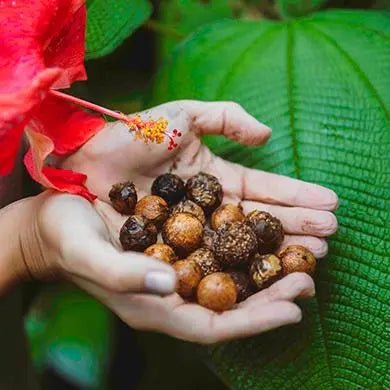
[145, 271, 176, 295]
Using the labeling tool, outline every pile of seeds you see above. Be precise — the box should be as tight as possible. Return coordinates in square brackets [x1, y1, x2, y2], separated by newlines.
[110, 172, 316, 312]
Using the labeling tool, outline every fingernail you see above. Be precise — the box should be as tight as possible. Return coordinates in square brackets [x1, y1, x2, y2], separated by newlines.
[298, 286, 316, 299]
[145, 271, 176, 295]
[307, 287, 316, 297]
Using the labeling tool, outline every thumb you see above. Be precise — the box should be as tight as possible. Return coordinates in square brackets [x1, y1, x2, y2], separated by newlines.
[65, 238, 177, 295]
[171, 100, 272, 146]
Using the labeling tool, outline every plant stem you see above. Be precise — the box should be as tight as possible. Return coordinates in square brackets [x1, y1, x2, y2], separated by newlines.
[143, 20, 184, 39]
[49, 90, 129, 122]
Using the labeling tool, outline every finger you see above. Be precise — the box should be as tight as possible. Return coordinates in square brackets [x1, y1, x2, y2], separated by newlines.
[40, 194, 176, 295]
[235, 163, 339, 210]
[240, 273, 315, 309]
[170, 301, 302, 344]
[282, 235, 328, 258]
[94, 199, 128, 247]
[50, 197, 176, 295]
[241, 201, 338, 236]
[169, 100, 272, 146]
[71, 276, 183, 331]
[65, 238, 176, 295]
[73, 276, 302, 344]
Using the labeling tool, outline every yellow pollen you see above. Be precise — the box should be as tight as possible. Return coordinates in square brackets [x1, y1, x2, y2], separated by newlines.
[126, 114, 168, 145]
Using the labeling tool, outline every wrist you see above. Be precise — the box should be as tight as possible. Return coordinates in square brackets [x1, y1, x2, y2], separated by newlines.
[0, 194, 57, 294]
[0, 197, 35, 293]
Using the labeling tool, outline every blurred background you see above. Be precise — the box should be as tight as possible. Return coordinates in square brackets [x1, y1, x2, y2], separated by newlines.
[22, 0, 389, 389]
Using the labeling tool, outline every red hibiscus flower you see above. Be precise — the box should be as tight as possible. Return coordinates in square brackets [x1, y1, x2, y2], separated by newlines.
[0, 0, 179, 201]
[0, 0, 107, 201]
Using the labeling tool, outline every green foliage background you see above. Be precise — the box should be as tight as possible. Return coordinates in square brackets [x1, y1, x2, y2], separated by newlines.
[149, 9, 390, 388]
[25, 0, 389, 389]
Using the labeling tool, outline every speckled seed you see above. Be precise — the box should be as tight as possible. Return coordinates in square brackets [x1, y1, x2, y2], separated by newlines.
[186, 248, 222, 276]
[246, 210, 284, 254]
[185, 172, 223, 214]
[249, 254, 283, 290]
[278, 245, 316, 275]
[170, 199, 206, 225]
[144, 243, 178, 264]
[202, 226, 217, 251]
[197, 272, 237, 312]
[214, 222, 257, 267]
[211, 204, 245, 230]
[173, 260, 203, 298]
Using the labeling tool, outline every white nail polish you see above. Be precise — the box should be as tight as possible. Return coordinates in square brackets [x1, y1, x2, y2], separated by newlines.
[145, 271, 176, 295]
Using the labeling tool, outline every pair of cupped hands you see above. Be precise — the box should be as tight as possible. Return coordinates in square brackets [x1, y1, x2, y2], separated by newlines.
[18, 101, 338, 344]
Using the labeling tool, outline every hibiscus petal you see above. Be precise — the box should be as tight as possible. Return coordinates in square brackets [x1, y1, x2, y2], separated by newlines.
[0, 0, 87, 175]
[30, 95, 105, 156]
[24, 128, 97, 201]
[0, 69, 61, 175]
[45, 3, 88, 88]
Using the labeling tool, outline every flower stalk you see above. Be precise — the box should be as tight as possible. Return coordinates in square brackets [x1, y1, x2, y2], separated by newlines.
[49, 90, 181, 149]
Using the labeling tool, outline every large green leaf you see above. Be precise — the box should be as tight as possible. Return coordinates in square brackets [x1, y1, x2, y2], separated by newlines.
[150, 10, 390, 389]
[86, 0, 152, 60]
[157, 0, 237, 58]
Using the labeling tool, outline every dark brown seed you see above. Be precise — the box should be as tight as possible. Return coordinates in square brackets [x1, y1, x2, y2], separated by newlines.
[171, 199, 206, 225]
[214, 222, 257, 267]
[197, 272, 237, 312]
[120, 215, 157, 252]
[249, 254, 283, 290]
[173, 260, 203, 298]
[151, 173, 185, 206]
[185, 172, 223, 214]
[186, 248, 222, 276]
[134, 195, 169, 228]
[246, 210, 284, 254]
[109, 181, 137, 214]
[226, 270, 254, 302]
[278, 245, 316, 275]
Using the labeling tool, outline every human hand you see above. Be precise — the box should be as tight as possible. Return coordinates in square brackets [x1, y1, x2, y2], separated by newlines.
[63, 100, 339, 258]
[13, 192, 315, 343]
[58, 100, 339, 342]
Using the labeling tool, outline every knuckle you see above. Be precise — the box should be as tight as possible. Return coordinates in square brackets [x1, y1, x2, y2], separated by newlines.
[230, 101, 242, 110]
[265, 283, 282, 301]
[103, 264, 129, 292]
[289, 187, 301, 205]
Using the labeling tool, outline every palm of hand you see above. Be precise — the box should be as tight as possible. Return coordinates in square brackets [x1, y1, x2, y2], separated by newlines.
[57, 100, 338, 343]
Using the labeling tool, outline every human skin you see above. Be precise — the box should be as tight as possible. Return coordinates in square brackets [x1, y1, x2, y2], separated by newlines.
[0, 100, 338, 344]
